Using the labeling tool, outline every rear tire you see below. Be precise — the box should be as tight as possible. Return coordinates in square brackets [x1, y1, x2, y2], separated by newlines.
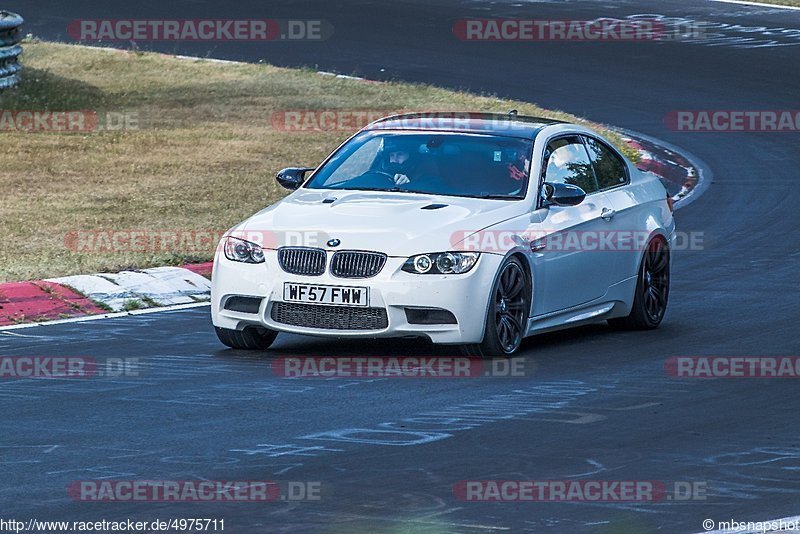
[215, 326, 278, 350]
[609, 237, 670, 330]
[460, 257, 530, 359]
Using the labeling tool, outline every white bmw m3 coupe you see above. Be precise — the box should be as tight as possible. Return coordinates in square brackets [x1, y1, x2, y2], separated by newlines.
[211, 112, 675, 357]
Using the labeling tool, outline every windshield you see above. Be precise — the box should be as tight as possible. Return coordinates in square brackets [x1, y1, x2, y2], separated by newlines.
[305, 131, 533, 199]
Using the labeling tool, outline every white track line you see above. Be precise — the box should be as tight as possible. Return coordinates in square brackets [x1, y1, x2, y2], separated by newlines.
[173, 55, 242, 65]
[712, 0, 800, 11]
[0, 302, 210, 331]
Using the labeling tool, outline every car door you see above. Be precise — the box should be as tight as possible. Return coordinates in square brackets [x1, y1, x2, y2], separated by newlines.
[529, 135, 619, 317]
[582, 135, 639, 284]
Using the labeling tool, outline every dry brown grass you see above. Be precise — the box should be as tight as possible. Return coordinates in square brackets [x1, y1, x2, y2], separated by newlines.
[0, 41, 636, 283]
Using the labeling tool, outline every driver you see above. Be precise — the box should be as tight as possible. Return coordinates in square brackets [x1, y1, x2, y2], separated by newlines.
[507, 149, 530, 182]
[381, 139, 419, 186]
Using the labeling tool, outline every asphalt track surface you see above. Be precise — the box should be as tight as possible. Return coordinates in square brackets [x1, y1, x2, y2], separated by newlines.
[3, 1, 800, 532]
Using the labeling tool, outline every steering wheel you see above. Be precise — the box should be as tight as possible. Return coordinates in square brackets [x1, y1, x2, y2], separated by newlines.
[353, 170, 397, 187]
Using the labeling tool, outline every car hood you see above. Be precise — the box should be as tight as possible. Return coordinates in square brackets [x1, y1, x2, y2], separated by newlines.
[234, 189, 530, 256]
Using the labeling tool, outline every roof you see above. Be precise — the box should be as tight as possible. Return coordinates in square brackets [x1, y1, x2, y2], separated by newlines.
[364, 112, 564, 139]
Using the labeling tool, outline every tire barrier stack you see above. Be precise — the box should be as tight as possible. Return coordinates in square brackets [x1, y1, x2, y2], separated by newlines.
[0, 11, 23, 90]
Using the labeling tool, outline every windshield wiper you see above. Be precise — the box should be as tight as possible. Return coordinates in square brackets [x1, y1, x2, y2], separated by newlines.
[331, 186, 430, 194]
[481, 194, 523, 200]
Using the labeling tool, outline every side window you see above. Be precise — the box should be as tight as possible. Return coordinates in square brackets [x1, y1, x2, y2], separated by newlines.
[583, 136, 628, 190]
[542, 136, 599, 195]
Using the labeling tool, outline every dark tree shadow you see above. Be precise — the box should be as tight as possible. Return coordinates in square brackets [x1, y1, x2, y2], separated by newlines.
[0, 67, 109, 110]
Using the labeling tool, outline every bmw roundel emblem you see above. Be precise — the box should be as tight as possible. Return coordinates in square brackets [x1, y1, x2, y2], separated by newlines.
[327, 238, 341, 247]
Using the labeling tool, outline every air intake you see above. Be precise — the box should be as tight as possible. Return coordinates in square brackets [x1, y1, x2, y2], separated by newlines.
[271, 302, 388, 330]
[224, 296, 262, 314]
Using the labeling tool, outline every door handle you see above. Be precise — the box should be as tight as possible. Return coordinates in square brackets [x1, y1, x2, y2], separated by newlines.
[601, 208, 616, 221]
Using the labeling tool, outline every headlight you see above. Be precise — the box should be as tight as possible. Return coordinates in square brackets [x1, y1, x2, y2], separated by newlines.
[223, 236, 265, 264]
[402, 252, 480, 274]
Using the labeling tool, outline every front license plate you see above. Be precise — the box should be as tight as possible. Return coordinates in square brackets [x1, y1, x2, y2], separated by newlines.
[283, 283, 369, 307]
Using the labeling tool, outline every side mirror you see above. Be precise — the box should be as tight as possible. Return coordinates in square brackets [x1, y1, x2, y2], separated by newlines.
[276, 167, 314, 190]
[541, 182, 586, 207]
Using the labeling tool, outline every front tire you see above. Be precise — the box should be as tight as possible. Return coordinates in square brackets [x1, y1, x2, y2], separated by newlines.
[609, 237, 670, 330]
[461, 257, 530, 359]
[215, 326, 278, 350]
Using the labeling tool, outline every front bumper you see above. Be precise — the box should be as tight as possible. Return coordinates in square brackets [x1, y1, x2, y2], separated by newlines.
[210, 248, 503, 344]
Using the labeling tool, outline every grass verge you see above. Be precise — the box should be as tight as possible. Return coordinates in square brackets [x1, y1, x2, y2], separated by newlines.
[0, 40, 637, 283]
